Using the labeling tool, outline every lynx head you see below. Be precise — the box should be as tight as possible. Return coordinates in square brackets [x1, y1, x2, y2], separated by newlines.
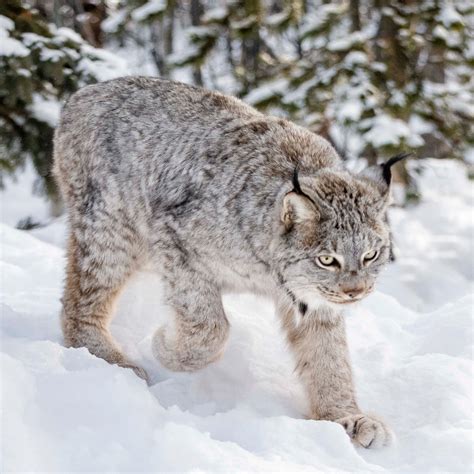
[275, 154, 408, 310]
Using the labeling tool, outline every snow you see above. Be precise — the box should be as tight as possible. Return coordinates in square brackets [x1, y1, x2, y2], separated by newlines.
[344, 51, 368, 66]
[300, 3, 347, 39]
[79, 44, 130, 81]
[0, 36, 30, 57]
[244, 78, 289, 105]
[39, 47, 65, 63]
[327, 32, 367, 52]
[102, 9, 128, 33]
[21, 32, 47, 46]
[439, 3, 464, 27]
[167, 46, 202, 67]
[465, 148, 474, 165]
[54, 27, 84, 44]
[131, 0, 167, 22]
[409, 114, 435, 136]
[0, 14, 14, 31]
[14, 23, 129, 85]
[433, 24, 449, 42]
[337, 99, 363, 122]
[202, 7, 228, 23]
[363, 114, 424, 148]
[266, 10, 291, 28]
[0, 163, 51, 228]
[28, 94, 62, 127]
[231, 15, 258, 31]
[1, 159, 473, 472]
[0, 16, 29, 57]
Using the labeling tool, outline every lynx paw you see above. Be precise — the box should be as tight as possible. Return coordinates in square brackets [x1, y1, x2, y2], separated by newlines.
[336, 414, 393, 449]
[121, 362, 150, 383]
[152, 326, 187, 371]
[152, 325, 225, 372]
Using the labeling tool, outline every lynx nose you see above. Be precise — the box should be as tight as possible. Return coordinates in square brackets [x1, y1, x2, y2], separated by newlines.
[341, 285, 365, 299]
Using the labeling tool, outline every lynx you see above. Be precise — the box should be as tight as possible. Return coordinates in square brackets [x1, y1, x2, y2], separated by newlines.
[54, 76, 403, 449]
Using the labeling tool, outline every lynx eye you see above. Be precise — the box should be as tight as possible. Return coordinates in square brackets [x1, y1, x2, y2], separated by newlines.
[363, 250, 379, 262]
[317, 255, 336, 267]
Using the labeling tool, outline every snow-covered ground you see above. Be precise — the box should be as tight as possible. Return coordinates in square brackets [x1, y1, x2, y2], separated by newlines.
[1, 159, 472, 472]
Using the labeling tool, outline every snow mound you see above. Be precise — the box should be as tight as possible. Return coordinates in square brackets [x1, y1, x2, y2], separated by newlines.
[1, 160, 473, 472]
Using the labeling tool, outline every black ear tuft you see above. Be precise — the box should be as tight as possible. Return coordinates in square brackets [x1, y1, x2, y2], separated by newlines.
[289, 167, 319, 209]
[381, 152, 412, 185]
[292, 168, 303, 195]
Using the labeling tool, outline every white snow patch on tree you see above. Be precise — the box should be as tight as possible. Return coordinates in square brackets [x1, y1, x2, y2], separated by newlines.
[28, 94, 61, 127]
[0, 18, 29, 57]
[244, 78, 289, 105]
[337, 99, 363, 122]
[0, 14, 14, 31]
[439, 3, 464, 27]
[363, 115, 421, 148]
[131, 0, 167, 22]
[79, 45, 129, 81]
[327, 32, 367, 52]
[202, 7, 228, 23]
[102, 9, 129, 33]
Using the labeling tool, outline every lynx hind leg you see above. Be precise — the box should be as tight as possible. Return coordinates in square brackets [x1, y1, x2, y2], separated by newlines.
[152, 261, 230, 372]
[62, 228, 148, 381]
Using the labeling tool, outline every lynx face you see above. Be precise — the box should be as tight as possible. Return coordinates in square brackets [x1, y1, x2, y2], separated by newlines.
[276, 166, 394, 309]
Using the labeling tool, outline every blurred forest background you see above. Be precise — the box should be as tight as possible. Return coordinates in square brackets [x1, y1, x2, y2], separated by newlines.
[1, 0, 473, 220]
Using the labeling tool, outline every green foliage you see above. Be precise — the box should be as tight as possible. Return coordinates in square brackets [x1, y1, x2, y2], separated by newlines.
[0, 0, 122, 200]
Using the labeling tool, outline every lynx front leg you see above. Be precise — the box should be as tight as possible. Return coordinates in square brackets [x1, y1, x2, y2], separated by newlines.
[152, 259, 230, 372]
[280, 304, 392, 448]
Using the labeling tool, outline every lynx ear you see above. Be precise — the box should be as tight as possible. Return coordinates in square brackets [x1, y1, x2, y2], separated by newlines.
[281, 192, 319, 229]
[281, 169, 320, 230]
[360, 153, 411, 192]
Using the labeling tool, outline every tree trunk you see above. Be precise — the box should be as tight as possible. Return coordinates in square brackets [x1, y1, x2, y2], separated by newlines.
[190, 0, 203, 85]
[164, 0, 175, 56]
[374, 1, 407, 87]
[150, 22, 167, 77]
[349, 0, 361, 31]
[67, 0, 105, 47]
[423, 0, 446, 84]
[241, 0, 261, 92]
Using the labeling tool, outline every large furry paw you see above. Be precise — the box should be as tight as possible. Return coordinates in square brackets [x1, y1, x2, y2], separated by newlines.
[152, 325, 225, 372]
[336, 413, 393, 449]
[153, 325, 198, 371]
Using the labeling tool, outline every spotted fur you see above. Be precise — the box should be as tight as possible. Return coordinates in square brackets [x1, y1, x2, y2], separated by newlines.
[54, 77, 394, 448]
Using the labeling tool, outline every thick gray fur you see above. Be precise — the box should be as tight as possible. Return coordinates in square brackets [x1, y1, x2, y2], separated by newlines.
[54, 76, 394, 449]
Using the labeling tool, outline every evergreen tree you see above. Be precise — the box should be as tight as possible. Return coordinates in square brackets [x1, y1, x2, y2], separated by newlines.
[0, 0, 126, 213]
[102, 0, 173, 77]
[241, 0, 473, 174]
